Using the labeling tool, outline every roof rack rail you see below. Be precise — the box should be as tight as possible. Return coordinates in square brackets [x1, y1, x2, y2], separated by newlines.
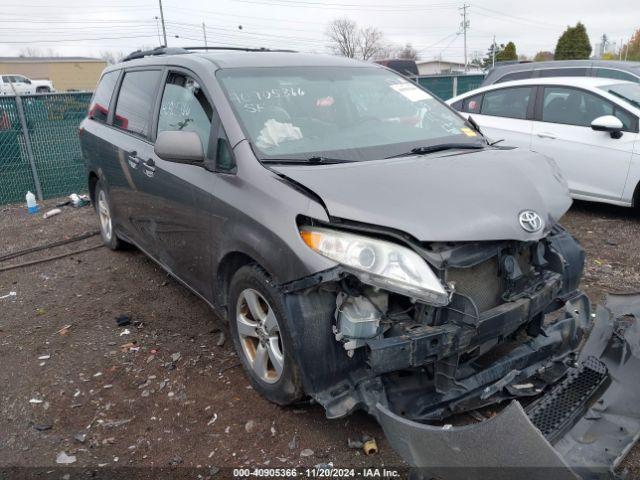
[122, 45, 297, 61]
[122, 46, 189, 62]
[182, 46, 297, 53]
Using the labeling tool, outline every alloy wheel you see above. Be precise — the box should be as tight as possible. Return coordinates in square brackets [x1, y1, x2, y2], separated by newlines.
[235, 288, 285, 384]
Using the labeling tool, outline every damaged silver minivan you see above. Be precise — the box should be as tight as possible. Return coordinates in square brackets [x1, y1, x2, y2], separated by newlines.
[80, 47, 640, 478]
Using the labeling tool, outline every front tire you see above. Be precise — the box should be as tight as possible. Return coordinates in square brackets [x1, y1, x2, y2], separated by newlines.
[228, 265, 304, 405]
[95, 181, 123, 251]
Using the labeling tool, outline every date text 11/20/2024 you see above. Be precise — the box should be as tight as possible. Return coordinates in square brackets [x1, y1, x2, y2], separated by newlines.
[232, 468, 402, 477]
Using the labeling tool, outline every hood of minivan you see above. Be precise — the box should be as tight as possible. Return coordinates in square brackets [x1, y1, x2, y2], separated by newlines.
[272, 148, 571, 242]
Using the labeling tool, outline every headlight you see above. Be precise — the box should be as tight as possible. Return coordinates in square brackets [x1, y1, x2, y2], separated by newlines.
[300, 227, 449, 306]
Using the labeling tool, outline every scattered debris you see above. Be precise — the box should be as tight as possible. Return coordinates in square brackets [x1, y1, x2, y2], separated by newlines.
[0, 291, 16, 300]
[74, 433, 87, 443]
[209, 466, 220, 476]
[207, 414, 218, 426]
[314, 462, 334, 470]
[33, 423, 52, 431]
[245, 420, 257, 433]
[119, 328, 131, 336]
[55, 452, 76, 464]
[35, 307, 46, 316]
[216, 331, 226, 347]
[288, 434, 298, 450]
[169, 455, 183, 466]
[37, 354, 50, 360]
[347, 438, 363, 449]
[69, 193, 90, 208]
[43, 208, 62, 219]
[56, 324, 72, 335]
[29, 398, 43, 404]
[100, 418, 132, 428]
[116, 315, 131, 327]
[362, 437, 378, 455]
[171, 352, 182, 362]
[300, 448, 314, 458]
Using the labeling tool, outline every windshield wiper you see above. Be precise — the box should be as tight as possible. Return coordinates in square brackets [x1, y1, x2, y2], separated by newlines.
[386, 143, 485, 159]
[262, 156, 355, 165]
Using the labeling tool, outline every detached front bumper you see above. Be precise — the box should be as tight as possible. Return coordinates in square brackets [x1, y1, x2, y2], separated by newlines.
[375, 294, 640, 479]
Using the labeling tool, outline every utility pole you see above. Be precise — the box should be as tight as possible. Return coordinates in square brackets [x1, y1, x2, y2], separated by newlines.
[492, 35, 496, 68]
[158, 0, 168, 47]
[459, 3, 470, 72]
[202, 22, 208, 48]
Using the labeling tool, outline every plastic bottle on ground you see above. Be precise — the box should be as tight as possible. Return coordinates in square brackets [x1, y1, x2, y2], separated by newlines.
[26, 191, 38, 214]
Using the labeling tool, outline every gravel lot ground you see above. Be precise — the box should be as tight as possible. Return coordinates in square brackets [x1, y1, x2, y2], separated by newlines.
[1, 198, 639, 477]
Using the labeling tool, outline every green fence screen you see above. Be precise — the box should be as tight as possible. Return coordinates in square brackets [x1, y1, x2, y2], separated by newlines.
[415, 73, 486, 100]
[0, 92, 92, 205]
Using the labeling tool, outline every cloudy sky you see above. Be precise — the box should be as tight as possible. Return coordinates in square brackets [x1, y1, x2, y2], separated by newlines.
[0, 0, 637, 62]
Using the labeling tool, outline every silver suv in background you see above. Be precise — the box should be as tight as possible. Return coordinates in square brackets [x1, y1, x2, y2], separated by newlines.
[79, 46, 640, 477]
[482, 59, 640, 86]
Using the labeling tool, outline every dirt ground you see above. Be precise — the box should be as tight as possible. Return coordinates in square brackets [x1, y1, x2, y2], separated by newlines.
[1, 198, 639, 477]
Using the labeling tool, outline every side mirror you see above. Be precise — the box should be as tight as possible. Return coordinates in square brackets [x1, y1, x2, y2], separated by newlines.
[154, 130, 205, 164]
[591, 115, 624, 139]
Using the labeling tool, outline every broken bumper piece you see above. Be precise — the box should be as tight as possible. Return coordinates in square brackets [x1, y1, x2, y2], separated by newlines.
[375, 294, 640, 480]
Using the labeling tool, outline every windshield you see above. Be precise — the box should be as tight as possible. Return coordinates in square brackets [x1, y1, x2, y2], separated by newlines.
[599, 82, 640, 109]
[216, 66, 482, 161]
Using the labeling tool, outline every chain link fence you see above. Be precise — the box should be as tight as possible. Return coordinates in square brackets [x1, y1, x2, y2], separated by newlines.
[0, 92, 92, 205]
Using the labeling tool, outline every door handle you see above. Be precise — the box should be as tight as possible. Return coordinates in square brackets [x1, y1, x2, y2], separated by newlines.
[142, 158, 156, 177]
[126, 151, 140, 168]
[537, 132, 556, 139]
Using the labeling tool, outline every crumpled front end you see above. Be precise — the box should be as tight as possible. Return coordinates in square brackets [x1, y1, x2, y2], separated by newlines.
[280, 221, 640, 478]
[377, 294, 640, 479]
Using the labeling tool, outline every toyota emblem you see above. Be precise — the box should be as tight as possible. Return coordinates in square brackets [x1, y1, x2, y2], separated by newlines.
[519, 210, 544, 233]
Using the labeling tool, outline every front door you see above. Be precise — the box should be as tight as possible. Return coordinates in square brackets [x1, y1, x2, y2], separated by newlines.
[531, 86, 636, 203]
[134, 70, 217, 298]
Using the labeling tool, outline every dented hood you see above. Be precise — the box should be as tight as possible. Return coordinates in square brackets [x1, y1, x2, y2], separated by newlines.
[272, 147, 571, 242]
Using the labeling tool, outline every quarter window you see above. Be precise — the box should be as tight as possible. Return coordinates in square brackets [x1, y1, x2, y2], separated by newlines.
[114, 70, 162, 137]
[541, 86, 633, 130]
[480, 87, 531, 119]
[88, 70, 119, 123]
[157, 72, 213, 152]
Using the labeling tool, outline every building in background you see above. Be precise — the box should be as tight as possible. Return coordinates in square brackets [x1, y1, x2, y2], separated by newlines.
[416, 59, 483, 75]
[0, 57, 106, 91]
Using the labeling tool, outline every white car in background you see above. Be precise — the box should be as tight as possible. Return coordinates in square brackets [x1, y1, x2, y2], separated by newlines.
[447, 77, 640, 208]
[0, 74, 55, 95]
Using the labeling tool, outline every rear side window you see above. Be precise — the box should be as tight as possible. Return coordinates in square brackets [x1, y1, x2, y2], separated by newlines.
[495, 71, 532, 83]
[538, 68, 588, 78]
[114, 70, 162, 137]
[461, 93, 482, 114]
[157, 72, 213, 151]
[88, 71, 119, 123]
[481, 87, 532, 119]
[594, 68, 639, 83]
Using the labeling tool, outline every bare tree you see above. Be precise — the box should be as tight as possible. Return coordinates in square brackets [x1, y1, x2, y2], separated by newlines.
[396, 43, 419, 60]
[19, 47, 58, 57]
[326, 18, 360, 58]
[100, 50, 125, 65]
[326, 18, 385, 61]
[359, 26, 384, 60]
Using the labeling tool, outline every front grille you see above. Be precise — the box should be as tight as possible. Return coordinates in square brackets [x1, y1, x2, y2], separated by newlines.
[526, 356, 609, 443]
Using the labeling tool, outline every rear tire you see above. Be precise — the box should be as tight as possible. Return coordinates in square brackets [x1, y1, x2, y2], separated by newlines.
[95, 180, 123, 251]
[228, 264, 304, 405]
